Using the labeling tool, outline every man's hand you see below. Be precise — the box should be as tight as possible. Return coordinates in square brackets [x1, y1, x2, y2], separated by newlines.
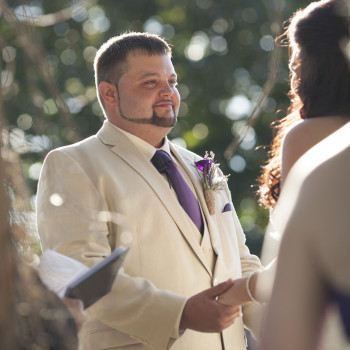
[180, 279, 242, 333]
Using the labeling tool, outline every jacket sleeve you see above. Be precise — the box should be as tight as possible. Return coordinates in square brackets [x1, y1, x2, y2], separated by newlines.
[36, 149, 187, 350]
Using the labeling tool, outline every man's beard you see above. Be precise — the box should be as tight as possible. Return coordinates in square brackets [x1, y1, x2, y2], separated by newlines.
[119, 106, 177, 128]
[116, 88, 177, 128]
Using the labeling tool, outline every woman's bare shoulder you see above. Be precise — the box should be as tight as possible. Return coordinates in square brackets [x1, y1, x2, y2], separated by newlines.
[284, 116, 349, 147]
[281, 116, 349, 185]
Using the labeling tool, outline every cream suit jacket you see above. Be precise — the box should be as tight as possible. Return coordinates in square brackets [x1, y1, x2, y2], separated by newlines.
[37, 121, 263, 350]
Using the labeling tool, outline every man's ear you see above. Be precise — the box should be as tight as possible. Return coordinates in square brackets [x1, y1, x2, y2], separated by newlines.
[99, 81, 118, 106]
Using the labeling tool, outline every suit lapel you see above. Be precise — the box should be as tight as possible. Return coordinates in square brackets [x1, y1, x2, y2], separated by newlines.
[169, 144, 223, 257]
[97, 123, 212, 276]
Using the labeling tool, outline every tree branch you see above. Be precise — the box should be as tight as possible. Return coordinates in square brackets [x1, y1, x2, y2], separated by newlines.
[224, 0, 284, 159]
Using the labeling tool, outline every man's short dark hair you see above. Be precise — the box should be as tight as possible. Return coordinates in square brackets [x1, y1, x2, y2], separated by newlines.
[94, 32, 172, 107]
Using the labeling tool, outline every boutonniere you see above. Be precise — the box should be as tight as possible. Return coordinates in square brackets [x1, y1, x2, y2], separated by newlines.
[194, 151, 229, 215]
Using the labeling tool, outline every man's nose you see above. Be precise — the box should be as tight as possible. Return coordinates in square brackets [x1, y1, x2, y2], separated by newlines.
[159, 82, 174, 97]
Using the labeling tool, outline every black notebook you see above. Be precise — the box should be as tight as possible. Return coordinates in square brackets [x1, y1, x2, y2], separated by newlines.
[64, 246, 129, 308]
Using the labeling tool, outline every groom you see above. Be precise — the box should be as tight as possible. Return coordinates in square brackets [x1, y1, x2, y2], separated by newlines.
[37, 32, 263, 350]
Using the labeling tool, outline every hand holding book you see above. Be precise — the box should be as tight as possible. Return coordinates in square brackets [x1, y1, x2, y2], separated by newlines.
[37, 247, 129, 308]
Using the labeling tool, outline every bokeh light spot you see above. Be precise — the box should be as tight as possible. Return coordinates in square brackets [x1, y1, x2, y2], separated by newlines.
[211, 36, 228, 53]
[43, 99, 58, 115]
[50, 193, 64, 207]
[229, 155, 246, 173]
[225, 95, 251, 120]
[2, 46, 16, 63]
[143, 18, 163, 35]
[17, 114, 33, 130]
[212, 18, 229, 34]
[28, 162, 43, 180]
[260, 35, 274, 52]
[192, 123, 209, 140]
[185, 32, 209, 62]
[60, 49, 77, 65]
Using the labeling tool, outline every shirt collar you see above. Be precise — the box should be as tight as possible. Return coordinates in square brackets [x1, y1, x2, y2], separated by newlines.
[106, 121, 176, 163]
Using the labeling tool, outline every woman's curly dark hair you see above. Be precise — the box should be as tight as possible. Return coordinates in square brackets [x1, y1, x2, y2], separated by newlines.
[257, 0, 350, 209]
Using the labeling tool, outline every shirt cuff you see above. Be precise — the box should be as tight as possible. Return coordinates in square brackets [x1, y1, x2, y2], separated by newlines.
[171, 296, 189, 339]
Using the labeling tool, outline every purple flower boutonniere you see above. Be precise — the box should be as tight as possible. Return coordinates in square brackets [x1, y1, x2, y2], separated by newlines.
[195, 151, 229, 215]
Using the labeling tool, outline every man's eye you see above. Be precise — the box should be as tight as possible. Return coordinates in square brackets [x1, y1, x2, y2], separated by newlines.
[170, 80, 178, 86]
[144, 80, 156, 85]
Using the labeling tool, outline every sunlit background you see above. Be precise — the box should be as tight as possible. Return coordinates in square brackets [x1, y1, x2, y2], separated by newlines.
[1, 0, 311, 257]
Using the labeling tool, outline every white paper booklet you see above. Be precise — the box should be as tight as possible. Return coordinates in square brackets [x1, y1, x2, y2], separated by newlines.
[36, 247, 129, 308]
[37, 249, 89, 298]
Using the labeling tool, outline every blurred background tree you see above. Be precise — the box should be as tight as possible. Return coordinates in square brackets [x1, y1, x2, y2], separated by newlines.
[0, 0, 310, 256]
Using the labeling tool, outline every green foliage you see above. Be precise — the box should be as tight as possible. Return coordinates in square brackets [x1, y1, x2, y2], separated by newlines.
[1, 0, 310, 256]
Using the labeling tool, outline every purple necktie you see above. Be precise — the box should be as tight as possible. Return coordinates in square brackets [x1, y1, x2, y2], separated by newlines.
[151, 150, 204, 234]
